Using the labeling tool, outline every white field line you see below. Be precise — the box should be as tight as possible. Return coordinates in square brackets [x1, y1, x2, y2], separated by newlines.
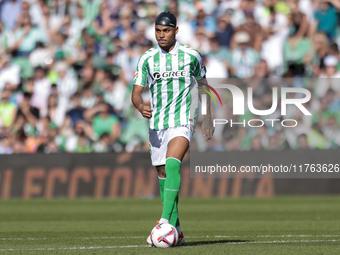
[214, 235, 340, 238]
[1, 239, 340, 252]
[1, 234, 340, 241]
[228, 239, 340, 244]
[0, 245, 150, 252]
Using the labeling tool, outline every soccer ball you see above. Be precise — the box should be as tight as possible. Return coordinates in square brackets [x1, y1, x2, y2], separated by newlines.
[150, 223, 178, 248]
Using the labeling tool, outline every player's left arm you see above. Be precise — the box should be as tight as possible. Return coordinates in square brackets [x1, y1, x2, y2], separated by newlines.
[197, 76, 214, 141]
[193, 49, 214, 141]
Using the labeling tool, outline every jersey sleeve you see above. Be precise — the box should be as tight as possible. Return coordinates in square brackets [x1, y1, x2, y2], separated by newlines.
[133, 55, 149, 87]
[193, 50, 206, 80]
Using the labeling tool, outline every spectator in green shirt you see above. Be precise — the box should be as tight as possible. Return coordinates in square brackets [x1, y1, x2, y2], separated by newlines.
[0, 21, 12, 54]
[0, 89, 17, 128]
[207, 36, 230, 60]
[84, 102, 120, 143]
[307, 123, 327, 149]
[75, 133, 93, 153]
[8, 16, 45, 56]
[79, 0, 103, 26]
[207, 36, 230, 70]
[313, 1, 339, 40]
[283, 36, 313, 75]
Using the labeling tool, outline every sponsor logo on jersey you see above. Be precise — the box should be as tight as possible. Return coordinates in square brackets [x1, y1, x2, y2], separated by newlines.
[166, 63, 171, 71]
[154, 62, 159, 69]
[153, 70, 187, 80]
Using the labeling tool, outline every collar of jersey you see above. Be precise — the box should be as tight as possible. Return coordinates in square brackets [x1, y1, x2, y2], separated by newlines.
[157, 40, 179, 55]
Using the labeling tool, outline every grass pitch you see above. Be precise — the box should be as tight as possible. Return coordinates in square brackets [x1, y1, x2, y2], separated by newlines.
[0, 196, 340, 254]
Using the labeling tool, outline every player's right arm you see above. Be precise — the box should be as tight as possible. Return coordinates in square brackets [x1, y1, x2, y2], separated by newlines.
[131, 54, 153, 119]
[131, 85, 152, 119]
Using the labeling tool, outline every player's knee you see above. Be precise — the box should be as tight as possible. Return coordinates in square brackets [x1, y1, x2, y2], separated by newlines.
[158, 172, 166, 178]
[156, 166, 166, 178]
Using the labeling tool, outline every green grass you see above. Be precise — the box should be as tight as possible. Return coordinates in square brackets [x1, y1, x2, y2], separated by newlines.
[1, 197, 340, 254]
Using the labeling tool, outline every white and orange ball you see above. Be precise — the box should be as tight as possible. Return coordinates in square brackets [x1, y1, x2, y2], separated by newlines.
[151, 223, 178, 248]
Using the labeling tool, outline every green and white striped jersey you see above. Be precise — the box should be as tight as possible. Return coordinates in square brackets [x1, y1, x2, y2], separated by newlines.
[133, 41, 206, 130]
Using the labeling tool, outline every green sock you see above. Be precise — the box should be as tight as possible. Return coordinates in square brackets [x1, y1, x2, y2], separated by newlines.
[169, 195, 180, 227]
[160, 175, 180, 227]
[158, 177, 165, 204]
[161, 158, 181, 221]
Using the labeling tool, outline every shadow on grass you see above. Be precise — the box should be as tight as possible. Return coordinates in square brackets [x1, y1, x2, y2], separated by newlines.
[183, 239, 249, 247]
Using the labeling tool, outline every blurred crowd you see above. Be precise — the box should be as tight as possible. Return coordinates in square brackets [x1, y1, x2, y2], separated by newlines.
[0, 0, 339, 154]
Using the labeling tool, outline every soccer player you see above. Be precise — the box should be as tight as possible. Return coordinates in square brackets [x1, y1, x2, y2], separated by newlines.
[131, 11, 214, 246]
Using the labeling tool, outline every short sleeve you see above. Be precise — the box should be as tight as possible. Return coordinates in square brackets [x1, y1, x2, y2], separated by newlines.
[133, 55, 149, 87]
[193, 50, 206, 80]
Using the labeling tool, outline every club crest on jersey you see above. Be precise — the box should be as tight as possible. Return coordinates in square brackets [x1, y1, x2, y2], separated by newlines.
[153, 70, 187, 80]
[179, 59, 184, 67]
[166, 63, 171, 70]
[154, 62, 159, 69]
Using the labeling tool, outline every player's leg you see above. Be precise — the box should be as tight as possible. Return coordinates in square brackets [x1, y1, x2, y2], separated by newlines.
[160, 136, 188, 245]
[166, 136, 189, 161]
[155, 165, 179, 229]
[146, 129, 166, 245]
[146, 165, 166, 245]
[156, 165, 166, 204]
[149, 129, 167, 206]
[160, 136, 189, 223]
[169, 195, 179, 230]
[147, 127, 189, 245]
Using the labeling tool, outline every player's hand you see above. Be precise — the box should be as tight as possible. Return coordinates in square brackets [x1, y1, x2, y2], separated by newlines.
[138, 105, 153, 119]
[202, 118, 214, 141]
